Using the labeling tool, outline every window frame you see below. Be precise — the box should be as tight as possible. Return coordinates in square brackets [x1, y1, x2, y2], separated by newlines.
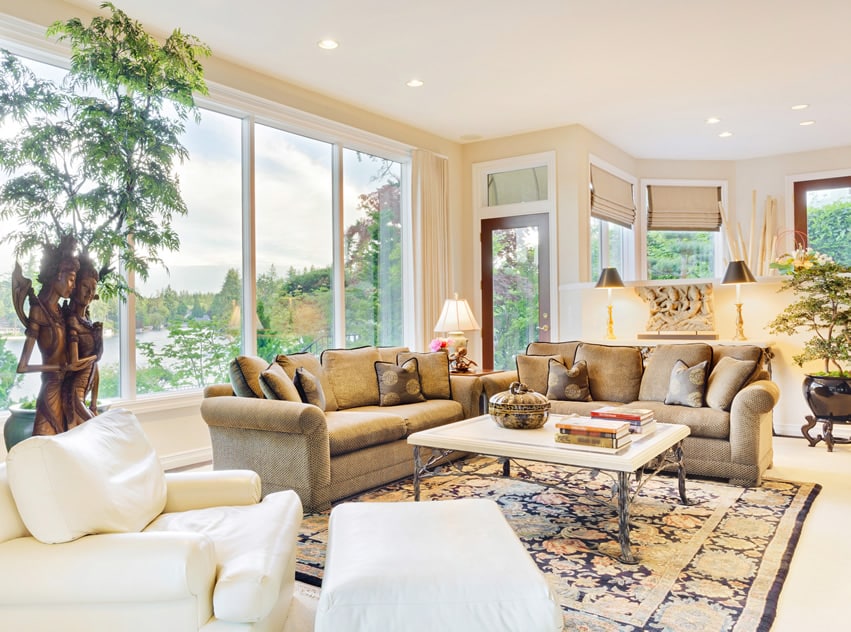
[638, 178, 728, 281]
[588, 155, 637, 282]
[0, 20, 415, 406]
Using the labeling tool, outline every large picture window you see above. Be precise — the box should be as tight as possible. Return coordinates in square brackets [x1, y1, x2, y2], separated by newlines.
[0, 43, 412, 405]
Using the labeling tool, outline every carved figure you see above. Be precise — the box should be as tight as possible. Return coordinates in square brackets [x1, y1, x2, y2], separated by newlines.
[13, 239, 87, 435]
[449, 346, 479, 373]
[635, 283, 716, 332]
[62, 255, 104, 429]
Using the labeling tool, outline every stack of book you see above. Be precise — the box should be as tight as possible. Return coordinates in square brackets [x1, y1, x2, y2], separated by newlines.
[590, 406, 657, 435]
[554, 417, 632, 453]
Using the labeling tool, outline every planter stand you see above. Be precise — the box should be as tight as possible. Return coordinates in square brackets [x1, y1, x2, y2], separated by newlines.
[802, 416, 851, 452]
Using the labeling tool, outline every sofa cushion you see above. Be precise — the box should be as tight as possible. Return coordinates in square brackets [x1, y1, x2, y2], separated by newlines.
[376, 358, 426, 406]
[574, 343, 643, 403]
[6, 409, 167, 544]
[321, 346, 382, 409]
[276, 353, 339, 411]
[526, 340, 581, 364]
[145, 489, 302, 623]
[706, 356, 758, 411]
[229, 355, 269, 398]
[325, 410, 408, 456]
[711, 344, 764, 376]
[350, 399, 464, 435]
[639, 343, 713, 402]
[397, 351, 452, 400]
[628, 400, 730, 439]
[665, 359, 708, 408]
[294, 367, 327, 410]
[516, 354, 561, 395]
[259, 362, 301, 402]
[546, 358, 591, 401]
[377, 346, 410, 362]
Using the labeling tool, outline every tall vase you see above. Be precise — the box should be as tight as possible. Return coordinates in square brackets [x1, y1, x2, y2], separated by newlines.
[4, 405, 36, 451]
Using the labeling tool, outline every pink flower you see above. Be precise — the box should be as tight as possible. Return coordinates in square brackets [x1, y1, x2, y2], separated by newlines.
[429, 338, 448, 352]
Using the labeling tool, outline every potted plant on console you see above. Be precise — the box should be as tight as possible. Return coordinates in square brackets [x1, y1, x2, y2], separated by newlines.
[768, 247, 851, 450]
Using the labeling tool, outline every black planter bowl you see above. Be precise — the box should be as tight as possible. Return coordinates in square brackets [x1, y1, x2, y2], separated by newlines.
[803, 375, 851, 421]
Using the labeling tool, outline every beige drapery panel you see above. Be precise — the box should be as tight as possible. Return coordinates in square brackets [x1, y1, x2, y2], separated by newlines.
[411, 149, 449, 351]
[647, 185, 722, 231]
[590, 164, 636, 228]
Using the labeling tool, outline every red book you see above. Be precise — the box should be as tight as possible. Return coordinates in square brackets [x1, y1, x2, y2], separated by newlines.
[554, 417, 630, 435]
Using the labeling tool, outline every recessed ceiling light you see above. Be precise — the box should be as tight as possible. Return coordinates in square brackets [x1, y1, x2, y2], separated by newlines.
[406, 79, 424, 88]
[800, 120, 816, 126]
[705, 117, 721, 125]
[791, 104, 809, 110]
[719, 131, 733, 138]
[317, 39, 339, 50]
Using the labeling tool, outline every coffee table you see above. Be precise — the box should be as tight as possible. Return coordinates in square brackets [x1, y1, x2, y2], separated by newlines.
[408, 414, 691, 563]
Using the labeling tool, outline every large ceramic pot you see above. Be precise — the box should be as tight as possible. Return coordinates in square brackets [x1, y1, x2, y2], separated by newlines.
[802, 375, 851, 421]
[4, 404, 36, 451]
[489, 381, 550, 429]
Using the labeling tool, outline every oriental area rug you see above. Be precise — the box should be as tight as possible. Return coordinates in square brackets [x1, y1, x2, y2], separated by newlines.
[295, 458, 819, 632]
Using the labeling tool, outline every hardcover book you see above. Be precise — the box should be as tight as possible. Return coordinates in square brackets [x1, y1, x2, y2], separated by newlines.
[591, 406, 655, 421]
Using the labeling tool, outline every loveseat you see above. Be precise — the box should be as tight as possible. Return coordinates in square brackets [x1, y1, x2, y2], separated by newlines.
[0, 408, 303, 631]
[201, 346, 482, 512]
[480, 341, 779, 486]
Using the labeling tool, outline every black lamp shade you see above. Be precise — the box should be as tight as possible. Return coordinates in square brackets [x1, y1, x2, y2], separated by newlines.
[722, 260, 756, 285]
[595, 267, 625, 289]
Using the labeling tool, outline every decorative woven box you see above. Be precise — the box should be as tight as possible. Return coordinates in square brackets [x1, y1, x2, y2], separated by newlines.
[488, 382, 550, 429]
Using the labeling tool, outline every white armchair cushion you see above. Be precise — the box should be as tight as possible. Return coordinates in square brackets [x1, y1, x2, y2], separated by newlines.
[6, 408, 167, 544]
[145, 489, 303, 623]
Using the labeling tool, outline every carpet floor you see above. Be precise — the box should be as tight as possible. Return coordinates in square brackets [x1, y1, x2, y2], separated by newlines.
[296, 457, 819, 631]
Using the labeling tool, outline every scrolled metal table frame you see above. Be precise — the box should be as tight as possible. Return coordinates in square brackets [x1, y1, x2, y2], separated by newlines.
[413, 441, 690, 565]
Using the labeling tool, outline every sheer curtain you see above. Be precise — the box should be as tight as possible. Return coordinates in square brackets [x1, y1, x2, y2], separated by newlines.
[411, 149, 450, 351]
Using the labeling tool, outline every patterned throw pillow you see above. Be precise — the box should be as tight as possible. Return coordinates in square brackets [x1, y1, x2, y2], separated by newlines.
[294, 367, 327, 410]
[546, 358, 592, 401]
[259, 362, 301, 402]
[396, 351, 451, 400]
[665, 359, 708, 408]
[516, 354, 563, 395]
[375, 358, 426, 406]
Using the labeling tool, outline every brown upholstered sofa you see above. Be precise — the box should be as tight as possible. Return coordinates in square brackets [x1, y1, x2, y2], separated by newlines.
[480, 341, 779, 486]
[201, 346, 482, 511]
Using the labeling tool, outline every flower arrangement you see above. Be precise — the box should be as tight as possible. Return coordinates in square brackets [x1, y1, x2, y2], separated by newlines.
[768, 247, 851, 376]
[429, 338, 450, 352]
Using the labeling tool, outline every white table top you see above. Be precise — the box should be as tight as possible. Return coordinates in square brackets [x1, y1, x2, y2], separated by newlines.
[408, 414, 690, 473]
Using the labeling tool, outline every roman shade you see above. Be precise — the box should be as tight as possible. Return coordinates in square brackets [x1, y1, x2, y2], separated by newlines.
[647, 185, 722, 231]
[590, 164, 636, 228]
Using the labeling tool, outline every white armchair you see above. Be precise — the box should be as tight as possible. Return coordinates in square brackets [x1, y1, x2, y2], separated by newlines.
[0, 409, 303, 632]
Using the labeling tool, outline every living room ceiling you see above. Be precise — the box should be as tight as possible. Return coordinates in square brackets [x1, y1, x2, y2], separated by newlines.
[67, 0, 851, 161]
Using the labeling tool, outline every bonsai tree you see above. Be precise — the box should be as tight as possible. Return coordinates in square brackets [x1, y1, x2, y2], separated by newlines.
[768, 248, 851, 376]
[0, 2, 209, 434]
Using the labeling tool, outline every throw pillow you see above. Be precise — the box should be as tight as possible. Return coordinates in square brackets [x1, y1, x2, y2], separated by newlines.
[294, 367, 327, 410]
[665, 359, 708, 408]
[275, 353, 338, 411]
[397, 351, 451, 399]
[516, 354, 562, 395]
[574, 343, 644, 403]
[6, 409, 167, 544]
[259, 362, 301, 402]
[229, 355, 269, 398]
[546, 358, 592, 401]
[375, 358, 426, 406]
[705, 356, 758, 411]
[638, 343, 712, 402]
[320, 346, 381, 409]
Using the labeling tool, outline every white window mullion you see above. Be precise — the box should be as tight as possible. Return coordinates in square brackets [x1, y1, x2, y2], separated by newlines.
[332, 143, 345, 347]
[241, 115, 257, 354]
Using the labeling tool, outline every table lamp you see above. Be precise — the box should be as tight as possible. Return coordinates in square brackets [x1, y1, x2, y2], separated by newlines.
[434, 293, 481, 354]
[595, 267, 625, 340]
[721, 260, 757, 340]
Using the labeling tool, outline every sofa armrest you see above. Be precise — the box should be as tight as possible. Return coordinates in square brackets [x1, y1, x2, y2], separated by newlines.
[729, 379, 780, 468]
[164, 470, 262, 513]
[0, 532, 216, 606]
[480, 371, 519, 399]
[201, 395, 328, 435]
[449, 374, 484, 418]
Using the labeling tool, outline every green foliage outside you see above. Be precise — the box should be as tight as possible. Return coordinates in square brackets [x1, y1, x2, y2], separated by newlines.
[492, 227, 539, 370]
[807, 200, 851, 266]
[647, 231, 714, 280]
[0, 337, 22, 409]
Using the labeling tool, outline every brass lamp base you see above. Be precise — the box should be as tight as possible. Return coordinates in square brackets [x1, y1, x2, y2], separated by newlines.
[606, 304, 616, 340]
[733, 303, 747, 340]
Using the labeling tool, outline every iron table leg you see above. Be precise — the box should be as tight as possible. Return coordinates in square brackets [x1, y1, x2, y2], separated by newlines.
[616, 471, 636, 564]
[413, 446, 421, 501]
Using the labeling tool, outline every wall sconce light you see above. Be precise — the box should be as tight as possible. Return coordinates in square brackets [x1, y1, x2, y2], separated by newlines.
[595, 267, 625, 340]
[721, 260, 757, 340]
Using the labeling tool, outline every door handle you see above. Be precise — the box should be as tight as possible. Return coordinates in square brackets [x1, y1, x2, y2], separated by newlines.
[537, 324, 549, 332]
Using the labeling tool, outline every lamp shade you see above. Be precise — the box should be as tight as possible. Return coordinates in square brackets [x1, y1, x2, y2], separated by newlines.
[721, 260, 756, 285]
[434, 294, 481, 332]
[595, 267, 625, 289]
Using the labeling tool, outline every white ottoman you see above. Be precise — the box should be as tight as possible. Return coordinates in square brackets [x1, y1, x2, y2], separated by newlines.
[315, 498, 563, 632]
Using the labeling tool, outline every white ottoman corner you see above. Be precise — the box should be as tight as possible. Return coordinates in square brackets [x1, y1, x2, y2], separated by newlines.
[315, 498, 563, 632]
